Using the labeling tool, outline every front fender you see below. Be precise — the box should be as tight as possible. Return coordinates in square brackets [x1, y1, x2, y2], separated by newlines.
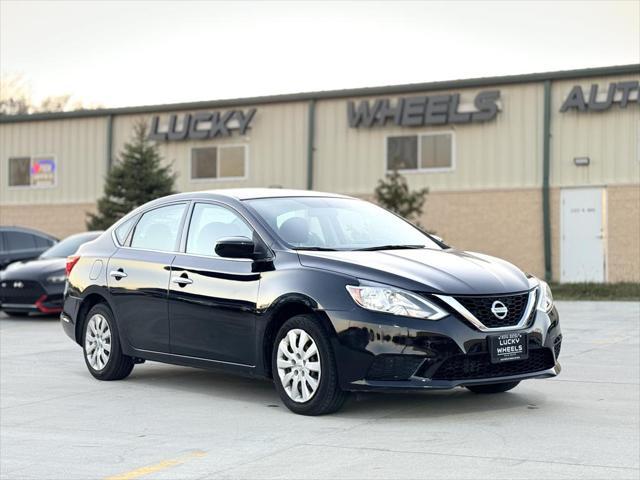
[257, 251, 357, 313]
[253, 251, 358, 376]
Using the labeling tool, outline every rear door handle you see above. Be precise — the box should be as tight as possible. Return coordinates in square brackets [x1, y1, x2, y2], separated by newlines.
[172, 276, 193, 286]
[109, 269, 127, 280]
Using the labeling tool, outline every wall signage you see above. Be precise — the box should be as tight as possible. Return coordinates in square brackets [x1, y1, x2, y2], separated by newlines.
[560, 81, 639, 113]
[149, 108, 257, 141]
[30, 156, 56, 187]
[348, 90, 500, 128]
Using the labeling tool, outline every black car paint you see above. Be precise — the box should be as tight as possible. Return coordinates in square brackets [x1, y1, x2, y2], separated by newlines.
[0, 232, 102, 314]
[0, 258, 67, 313]
[61, 190, 561, 391]
[296, 248, 531, 295]
[0, 227, 58, 270]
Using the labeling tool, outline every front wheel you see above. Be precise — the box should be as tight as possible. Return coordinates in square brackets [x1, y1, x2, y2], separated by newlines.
[272, 315, 347, 415]
[82, 304, 134, 381]
[466, 381, 520, 394]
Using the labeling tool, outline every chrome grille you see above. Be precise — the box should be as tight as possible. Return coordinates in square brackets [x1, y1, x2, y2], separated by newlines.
[434, 283, 539, 332]
[454, 292, 529, 329]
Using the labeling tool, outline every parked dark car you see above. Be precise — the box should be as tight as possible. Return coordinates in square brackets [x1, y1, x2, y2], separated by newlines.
[61, 189, 561, 415]
[0, 231, 102, 316]
[0, 226, 58, 270]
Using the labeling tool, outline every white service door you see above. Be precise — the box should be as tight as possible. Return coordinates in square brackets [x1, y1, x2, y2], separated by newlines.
[560, 188, 605, 283]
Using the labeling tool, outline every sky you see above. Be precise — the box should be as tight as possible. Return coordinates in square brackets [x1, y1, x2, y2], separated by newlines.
[1, 0, 639, 108]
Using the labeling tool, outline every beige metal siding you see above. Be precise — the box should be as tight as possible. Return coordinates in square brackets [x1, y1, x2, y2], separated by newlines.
[313, 83, 544, 194]
[111, 102, 309, 192]
[0, 117, 108, 205]
[1, 72, 638, 208]
[550, 74, 640, 187]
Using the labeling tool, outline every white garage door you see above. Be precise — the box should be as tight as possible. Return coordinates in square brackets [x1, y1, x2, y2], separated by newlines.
[561, 188, 606, 283]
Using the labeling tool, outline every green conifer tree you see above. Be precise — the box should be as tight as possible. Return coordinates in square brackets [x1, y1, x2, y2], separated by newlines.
[374, 170, 429, 225]
[87, 121, 176, 230]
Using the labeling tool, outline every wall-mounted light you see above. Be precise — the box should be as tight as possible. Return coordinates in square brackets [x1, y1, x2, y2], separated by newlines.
[574, 156, 590, 166]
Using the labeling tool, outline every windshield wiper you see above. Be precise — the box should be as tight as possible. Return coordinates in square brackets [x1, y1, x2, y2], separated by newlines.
[353, 244, 426, 251]
[293, 246, 340, 251]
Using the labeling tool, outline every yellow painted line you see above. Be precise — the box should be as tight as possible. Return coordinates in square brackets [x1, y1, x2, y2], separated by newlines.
[105, 450, 206, 480]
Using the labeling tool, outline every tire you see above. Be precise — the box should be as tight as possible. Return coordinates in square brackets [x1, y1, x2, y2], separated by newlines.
[3, 311, 29, 317]
[82, 303, 134, 381]
[272, 315, 348, 415]
[466, 381, 520, 394]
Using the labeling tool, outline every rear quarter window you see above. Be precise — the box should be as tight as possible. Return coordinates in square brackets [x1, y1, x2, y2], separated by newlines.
[114, 216, 137, 245]
[34, 236, 54, 248]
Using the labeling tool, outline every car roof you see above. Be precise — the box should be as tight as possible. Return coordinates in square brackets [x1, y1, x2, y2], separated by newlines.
[62, 231, 103, 239]
[202, 188, 350, 200]
[0, 226, 58, 240]
[163, 188, 351, 202]
[111, 189, 356, 228]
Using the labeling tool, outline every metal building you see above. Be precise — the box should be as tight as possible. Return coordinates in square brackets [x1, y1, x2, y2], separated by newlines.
[1, 64, 638, 283]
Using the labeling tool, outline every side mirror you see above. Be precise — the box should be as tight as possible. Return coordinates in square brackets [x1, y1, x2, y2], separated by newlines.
[215, 236, 256, 259]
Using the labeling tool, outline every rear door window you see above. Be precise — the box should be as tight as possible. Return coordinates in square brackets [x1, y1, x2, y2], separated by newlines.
[130, 204, 187, 252]
[4, 232, 37, 252]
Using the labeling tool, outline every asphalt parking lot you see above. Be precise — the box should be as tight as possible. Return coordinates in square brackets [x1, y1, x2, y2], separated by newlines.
[1, 301, 638, 480]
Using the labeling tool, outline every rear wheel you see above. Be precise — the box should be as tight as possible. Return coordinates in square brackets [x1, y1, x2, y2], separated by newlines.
[272, 315, 347, 415]
[466, 381, 520, 394]
[82, 304, 134, 381]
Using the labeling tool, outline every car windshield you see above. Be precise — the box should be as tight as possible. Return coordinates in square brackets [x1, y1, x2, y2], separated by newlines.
[40, 233, 100, 259]
[246, 197, 440, 251]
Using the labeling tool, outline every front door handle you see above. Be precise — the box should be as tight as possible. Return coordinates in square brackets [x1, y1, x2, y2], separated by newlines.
[171, 275, 193, 286]
[109, 269, 127, 280]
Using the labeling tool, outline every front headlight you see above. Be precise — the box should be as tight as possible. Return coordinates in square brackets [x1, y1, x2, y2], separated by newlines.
[46, 274, 66, 284]
[346, 284, 448, 320]
[537, 280, 554, 313]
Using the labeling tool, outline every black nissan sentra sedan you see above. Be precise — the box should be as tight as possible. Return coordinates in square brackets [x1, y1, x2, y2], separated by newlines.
[1, 231, 102, 316]
[61, 189, 561, 415]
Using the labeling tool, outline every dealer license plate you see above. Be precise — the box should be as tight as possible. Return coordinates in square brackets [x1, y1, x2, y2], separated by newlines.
[489, 332, 528, 363]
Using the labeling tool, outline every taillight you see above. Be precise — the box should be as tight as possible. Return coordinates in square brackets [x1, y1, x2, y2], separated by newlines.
[65, 256, 80, 277]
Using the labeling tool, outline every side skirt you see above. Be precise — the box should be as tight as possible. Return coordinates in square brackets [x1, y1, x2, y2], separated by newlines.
[123, 345, 259, 378]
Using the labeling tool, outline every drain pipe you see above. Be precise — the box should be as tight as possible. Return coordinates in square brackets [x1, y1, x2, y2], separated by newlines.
[306, 99, 316, 190]
[542, 80, 552, 282]
[106, 114, 114, 170]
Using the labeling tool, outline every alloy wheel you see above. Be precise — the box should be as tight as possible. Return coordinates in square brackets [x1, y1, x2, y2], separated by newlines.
[85, 314, 111, 371]
[276, 328, 321, 403]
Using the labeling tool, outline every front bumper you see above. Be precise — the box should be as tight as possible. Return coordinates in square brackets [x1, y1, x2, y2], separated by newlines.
[327, 305, 562, 391]
[0, 280, 64, 314]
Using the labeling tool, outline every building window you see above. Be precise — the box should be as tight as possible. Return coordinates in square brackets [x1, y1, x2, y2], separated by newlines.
[191, 145, 247, 180]
[387, 136, 417, 170]
[386, 132, 454, 172]
[8, 155, 57, 187]
[192, 148, 218, 179]
[9, 157, 30, 186]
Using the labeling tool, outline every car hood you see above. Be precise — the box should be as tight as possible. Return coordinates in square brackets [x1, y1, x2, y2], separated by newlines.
[297, 248, 531, 295]
[1, 258, 65, 280]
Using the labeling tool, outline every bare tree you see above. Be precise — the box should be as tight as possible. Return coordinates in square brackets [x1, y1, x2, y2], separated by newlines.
[39, 94, 73, 113]
[0, 73, 31, 115]
[1, 73, 100, 115]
